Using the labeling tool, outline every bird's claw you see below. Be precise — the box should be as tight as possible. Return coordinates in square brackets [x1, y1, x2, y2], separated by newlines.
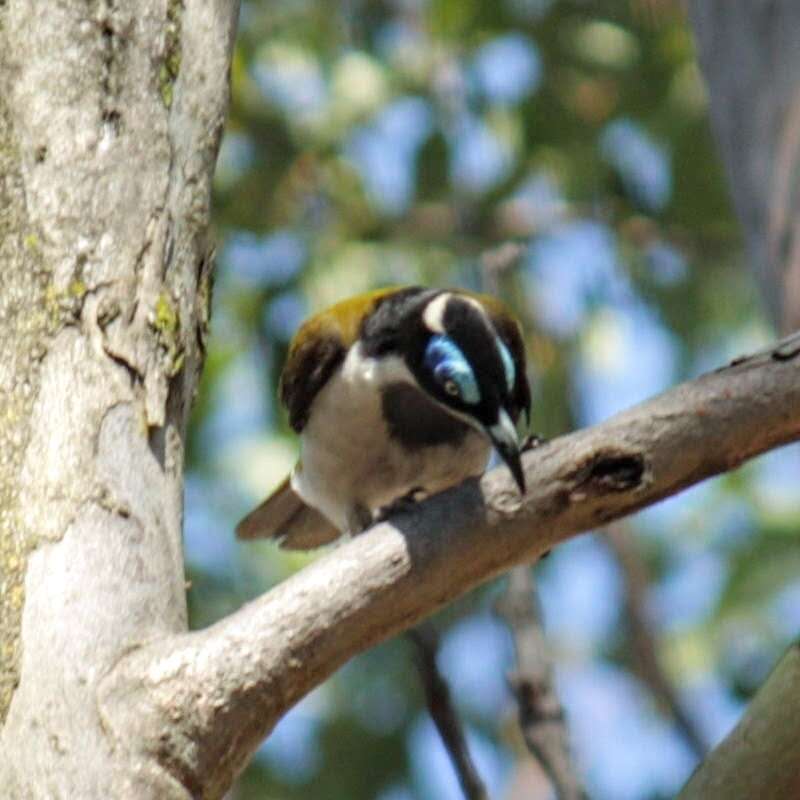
[521, 432, 548, 452]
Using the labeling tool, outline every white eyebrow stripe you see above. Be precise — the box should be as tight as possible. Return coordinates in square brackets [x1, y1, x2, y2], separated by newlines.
[422, 293, 450, 333]
[423, 293, 490, 334]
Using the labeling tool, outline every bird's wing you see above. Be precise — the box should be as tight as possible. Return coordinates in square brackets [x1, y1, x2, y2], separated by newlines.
[279, 287, 420, 432]
[279, 330, 347, 433]
[235, 474, 340, 549]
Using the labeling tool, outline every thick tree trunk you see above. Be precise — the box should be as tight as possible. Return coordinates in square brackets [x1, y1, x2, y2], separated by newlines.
[0, 1, 238, 796]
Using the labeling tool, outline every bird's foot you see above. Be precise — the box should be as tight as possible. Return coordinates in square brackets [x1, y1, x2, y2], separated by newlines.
[521, 432, 549, 452]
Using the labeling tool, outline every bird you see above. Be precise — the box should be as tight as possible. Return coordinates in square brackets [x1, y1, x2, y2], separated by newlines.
[236, 286, 531, 549]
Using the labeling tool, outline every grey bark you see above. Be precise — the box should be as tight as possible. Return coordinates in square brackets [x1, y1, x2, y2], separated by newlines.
[0, 1, 238, 797]
[690, 0, 800, 331]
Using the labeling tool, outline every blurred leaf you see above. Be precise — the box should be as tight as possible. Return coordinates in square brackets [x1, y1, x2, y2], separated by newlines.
[720, 525, 800, 616]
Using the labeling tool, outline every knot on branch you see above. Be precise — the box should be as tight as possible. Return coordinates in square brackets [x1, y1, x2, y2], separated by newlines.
[568, 451, 646, 500]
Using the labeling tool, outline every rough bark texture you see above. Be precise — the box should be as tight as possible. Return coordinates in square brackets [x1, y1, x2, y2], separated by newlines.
[690, 0, 800, 331]
[96, 333, 800, 798]
[0, 1, 238, 797]
[0, 74, 50, 735]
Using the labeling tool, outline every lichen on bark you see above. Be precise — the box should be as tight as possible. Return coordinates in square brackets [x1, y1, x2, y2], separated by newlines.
[0, 0, 239, 791]
[0, 94, 53, 723]
[160, 0, 184, 108]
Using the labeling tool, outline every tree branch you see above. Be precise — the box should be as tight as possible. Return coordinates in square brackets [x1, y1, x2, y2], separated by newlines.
[496, 566, 586, 800]
[408, 625, 488, 800]
[99, 331, 800, 797]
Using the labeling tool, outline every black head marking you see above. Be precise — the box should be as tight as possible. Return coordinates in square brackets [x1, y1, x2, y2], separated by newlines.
[359, 287, 436, 358]
[402, 292, 531, 431]
[376, 288, 531, 494]
[488, 311, 531, 425]
[357, 287, 530, 433]
[438, 298, 509, 425]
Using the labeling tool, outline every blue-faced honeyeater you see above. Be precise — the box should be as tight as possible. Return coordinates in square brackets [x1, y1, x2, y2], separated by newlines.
[236, 286, 531, 548]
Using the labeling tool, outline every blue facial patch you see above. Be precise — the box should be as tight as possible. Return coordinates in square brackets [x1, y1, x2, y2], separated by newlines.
[497, 339, 516, 392]
[424, 335, 481, 404]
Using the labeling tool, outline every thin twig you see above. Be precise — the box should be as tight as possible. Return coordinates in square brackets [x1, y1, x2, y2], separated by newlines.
[496, 566, 587, 800]
[605, 525, 708, 758]
[480, 242, 526, 295]
[408, 624, 488, 800]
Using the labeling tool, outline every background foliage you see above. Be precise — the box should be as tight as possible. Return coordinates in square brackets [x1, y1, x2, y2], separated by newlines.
[185, 1, 800, 797]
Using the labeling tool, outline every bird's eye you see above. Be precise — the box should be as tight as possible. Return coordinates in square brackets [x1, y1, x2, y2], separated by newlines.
[424, 335, 481, 405]
[443, 379, 459, 396]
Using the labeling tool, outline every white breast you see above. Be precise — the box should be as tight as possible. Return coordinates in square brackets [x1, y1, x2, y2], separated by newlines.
[292, 343, 490, 533]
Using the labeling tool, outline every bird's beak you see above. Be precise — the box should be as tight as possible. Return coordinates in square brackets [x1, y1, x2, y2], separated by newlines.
[486, 409, 526, 494]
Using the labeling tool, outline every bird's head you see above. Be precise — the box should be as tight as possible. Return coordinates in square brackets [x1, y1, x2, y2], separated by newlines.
[401, 291, 531, 493]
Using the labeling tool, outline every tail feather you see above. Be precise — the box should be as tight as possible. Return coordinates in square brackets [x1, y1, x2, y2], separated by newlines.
[235, 475, 340, 549]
